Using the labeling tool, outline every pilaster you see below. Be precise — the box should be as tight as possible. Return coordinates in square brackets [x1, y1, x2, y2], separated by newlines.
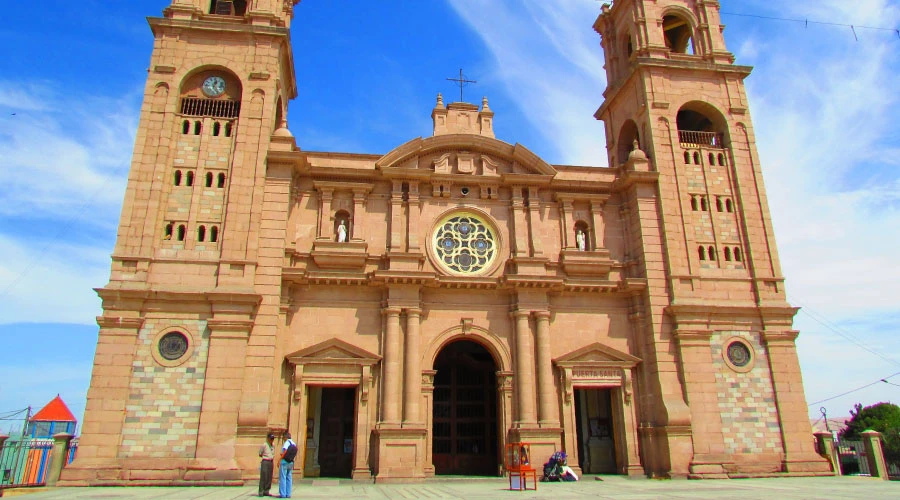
[380, 306, 403, 426]
[533, 311, 559, 427]
[512, 310, 537, 426]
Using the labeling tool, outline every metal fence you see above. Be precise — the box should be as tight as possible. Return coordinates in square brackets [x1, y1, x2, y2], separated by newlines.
[0, 438, 54, 490]
[836, 439, 871, 476]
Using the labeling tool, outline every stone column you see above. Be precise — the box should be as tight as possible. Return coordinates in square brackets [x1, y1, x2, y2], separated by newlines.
[512, 310, 537, 426]
[533, 311, 558, 427]
[558, 199, 573, 248]
[814, 432, 840, 476]
[317, 187, 334, 239]
[673, 328, 727, 475]
[510, 187, 529, 257]
[422, 370, 437, 477]
[352, 189, 368, 240]
[46, 433, 74, 487]
[407, 184, 421, 252]
[403, 308, 422, 424]
[389, 181, 405, 251]
[862, 430, 890, 480]
[589, 199, 606, 249]
[381, 307, 403, 425]
[527, 187, 544, 257]
[763, 329, 831, 473]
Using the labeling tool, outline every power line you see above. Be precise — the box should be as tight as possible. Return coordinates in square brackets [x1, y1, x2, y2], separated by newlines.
[797, 304, 900, 369]
[808, 371, 900, 406]
[720, 11, 900, 40]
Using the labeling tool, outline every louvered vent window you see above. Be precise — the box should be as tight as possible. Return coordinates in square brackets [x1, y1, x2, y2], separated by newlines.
[180, 98, 241, 118]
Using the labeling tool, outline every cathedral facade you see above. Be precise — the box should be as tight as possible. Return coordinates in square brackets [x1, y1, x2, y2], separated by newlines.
[62, 0, 831, 485]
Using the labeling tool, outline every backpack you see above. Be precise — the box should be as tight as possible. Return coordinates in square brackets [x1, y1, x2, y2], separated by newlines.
[283, 441, 298, 462]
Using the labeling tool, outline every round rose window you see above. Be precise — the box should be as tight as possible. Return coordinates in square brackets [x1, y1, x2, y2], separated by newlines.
[432, 213, 498, 275]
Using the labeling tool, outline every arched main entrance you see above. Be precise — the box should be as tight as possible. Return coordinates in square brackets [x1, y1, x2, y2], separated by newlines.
[432, 340, 498, 475]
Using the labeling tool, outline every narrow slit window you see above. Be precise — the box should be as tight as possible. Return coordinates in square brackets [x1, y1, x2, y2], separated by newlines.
[186, 171, 194, 187]
[194, 121, 202, 135]
[198, 225, 206, 242]
[693, 152, 701, 164]
[211, 226, 219, 242]
[726, 199, 733, 213]
[165, 223, 174, 240]
[708, 246, 716, 261]
[724, 247, 732, 261]
[182, 120, 190, 135]
[225, 122, 233, 137]
[734, 247, 742, 262]
[715, 197, 723, 212]
[690, 196, 698, 211]
[700, 196, 708, 211]
[709, 152, 715, 165]
[698, 246, 706, 261]
[177, 225, 186, 241]
[212, 122, 221, 137]
[718, 153, 725, 166]
[217, 173, 226, 188]
[174, 170, 182, 186]
[205, 172, 213, 188]
[684, 151, 691, 164]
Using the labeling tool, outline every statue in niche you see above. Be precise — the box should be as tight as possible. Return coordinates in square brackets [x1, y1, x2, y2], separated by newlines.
[337, 220, 348, 243]
[576, 228, 587, 251]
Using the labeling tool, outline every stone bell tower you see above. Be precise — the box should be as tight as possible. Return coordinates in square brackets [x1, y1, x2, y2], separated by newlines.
[593, 0, 830, 478]
[62, 0, 302, 485]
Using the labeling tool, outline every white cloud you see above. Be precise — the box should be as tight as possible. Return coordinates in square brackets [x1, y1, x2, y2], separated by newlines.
[447, 0, 608, 166]
[0, 82, 136, 325]
[0, 81, 135, 220]
[449, 0, 900, 417]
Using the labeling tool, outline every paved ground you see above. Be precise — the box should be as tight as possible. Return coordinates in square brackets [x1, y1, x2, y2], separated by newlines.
[5, 476, 898, 499]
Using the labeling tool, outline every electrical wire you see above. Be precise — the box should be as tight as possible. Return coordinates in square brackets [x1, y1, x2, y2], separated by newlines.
[720, 11, 900, 39]
[808, 371, 900, 406]
[796, 304, 900, 369]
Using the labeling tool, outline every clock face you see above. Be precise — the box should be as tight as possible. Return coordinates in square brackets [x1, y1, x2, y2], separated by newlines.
[202, 76, 226, 97]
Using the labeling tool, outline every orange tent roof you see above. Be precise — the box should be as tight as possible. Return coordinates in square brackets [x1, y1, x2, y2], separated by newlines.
[30, 395, 77, 422]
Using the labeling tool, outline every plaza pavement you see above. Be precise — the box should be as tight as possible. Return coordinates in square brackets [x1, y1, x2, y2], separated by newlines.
[7, 475, 899, 499]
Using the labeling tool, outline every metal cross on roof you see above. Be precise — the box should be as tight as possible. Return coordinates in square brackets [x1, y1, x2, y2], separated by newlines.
[446, 68, 477, 103]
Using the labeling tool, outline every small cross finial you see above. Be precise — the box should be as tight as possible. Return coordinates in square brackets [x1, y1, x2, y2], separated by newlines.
[446, 68, 477, 102]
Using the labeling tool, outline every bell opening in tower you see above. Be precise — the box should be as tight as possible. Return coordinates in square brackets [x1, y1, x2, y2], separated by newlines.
[209, 0, 247, 16]
[676, 103, 728, 149]
[662, 14, 695, 55]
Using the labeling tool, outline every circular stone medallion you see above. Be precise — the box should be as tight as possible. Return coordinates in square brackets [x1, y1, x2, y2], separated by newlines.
[158, 331, 189, 361]
[726, 341, 752, 368]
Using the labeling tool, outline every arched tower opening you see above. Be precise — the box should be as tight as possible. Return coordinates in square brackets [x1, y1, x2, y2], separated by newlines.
[209, 0, 247, 16]
[179, 67, 243, 120]
[432, 340, 498, 477]
[663, 14, 695, 55]
[676, 101, 728, 149]
[616, 119, 640, 166]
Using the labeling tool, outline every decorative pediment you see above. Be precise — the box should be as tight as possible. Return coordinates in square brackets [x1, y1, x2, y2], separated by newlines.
[285, 338, 381, 366]
[376, 135, 557, 179]
[554, 342, 641, 367]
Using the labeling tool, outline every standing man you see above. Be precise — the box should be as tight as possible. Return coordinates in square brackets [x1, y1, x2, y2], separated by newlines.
[279, 431, 298, 498]
[258, 432, 276, 497]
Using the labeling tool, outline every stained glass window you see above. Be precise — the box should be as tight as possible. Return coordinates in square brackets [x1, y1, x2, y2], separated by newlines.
[432, 213, 497, 275]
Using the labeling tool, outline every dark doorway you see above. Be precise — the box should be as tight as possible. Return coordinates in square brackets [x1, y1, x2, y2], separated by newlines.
[317, 387, 355, 478]
[574, 388, 618, 474]
[433, 341, 498, 475]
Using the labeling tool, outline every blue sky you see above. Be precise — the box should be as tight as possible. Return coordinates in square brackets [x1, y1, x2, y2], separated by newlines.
[1, 0, 899, 434]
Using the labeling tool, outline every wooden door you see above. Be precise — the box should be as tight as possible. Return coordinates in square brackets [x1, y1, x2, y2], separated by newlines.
[317, 387, 356, 478]
[433, 342, 498, 475]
